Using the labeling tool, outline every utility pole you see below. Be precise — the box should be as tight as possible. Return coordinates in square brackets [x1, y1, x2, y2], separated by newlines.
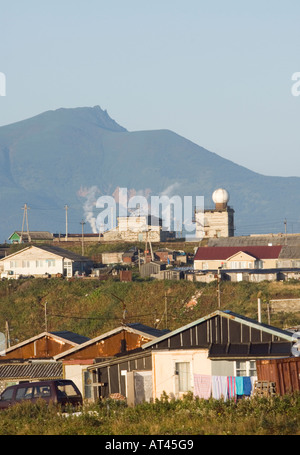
[284, 218, 287, 245]
[21, 203, 31, 243]
[257, 297, 261, 323]
[5, 320, 10, 349]
[217, 267, 221, 308]
[65, 205, 68, 241]
[44, 301, 48, 332]
[164, 292, 168, 329]
[80, 219, 86, 256]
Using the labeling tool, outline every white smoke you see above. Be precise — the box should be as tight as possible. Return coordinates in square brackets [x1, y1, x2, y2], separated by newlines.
[78, 185, 101, 233]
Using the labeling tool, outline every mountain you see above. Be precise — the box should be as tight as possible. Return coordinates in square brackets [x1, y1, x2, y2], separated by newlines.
[0, 105, 299, 241]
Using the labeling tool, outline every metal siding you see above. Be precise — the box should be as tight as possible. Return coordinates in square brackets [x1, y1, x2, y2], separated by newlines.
[241, 324, 250, 343]
[250, 327, 262, 342]
[97, 367, 109, 398]
[169, 334, 181, 349]
[228, 319, 241, 343]
[221, 316, 228, 343]
[256, 357, 300, 395]
[109, 364, 120, 394]
[197, 322, 207, 345]
[181, 330, 191, 347]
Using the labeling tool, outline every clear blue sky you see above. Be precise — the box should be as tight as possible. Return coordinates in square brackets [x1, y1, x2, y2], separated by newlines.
[1, 0, 300, 177]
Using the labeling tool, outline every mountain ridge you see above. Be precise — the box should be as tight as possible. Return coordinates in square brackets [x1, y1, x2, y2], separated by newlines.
[0, 105, 299, 241]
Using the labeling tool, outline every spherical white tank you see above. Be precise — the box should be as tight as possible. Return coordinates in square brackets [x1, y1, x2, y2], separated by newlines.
[212, 188, 230, 205]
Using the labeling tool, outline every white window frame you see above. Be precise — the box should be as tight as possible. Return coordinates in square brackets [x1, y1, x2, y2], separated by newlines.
[234, 360, 257, 377]
[174, 361, 192, 393]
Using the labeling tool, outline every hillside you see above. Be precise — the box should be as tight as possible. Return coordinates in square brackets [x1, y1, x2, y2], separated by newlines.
[0, 106, 300, 241]
[1, 277, 300, 344]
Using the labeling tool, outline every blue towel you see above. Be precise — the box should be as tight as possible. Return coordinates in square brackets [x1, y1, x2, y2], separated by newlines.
[243, 376, 252, 396]
[235, 376, 244, 395]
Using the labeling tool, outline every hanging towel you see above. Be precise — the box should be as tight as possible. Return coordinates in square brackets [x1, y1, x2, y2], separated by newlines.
[235, 376, 244, 395]
[212, 376, 228, 401]
[250, 376, 257, 395]
[193, 374, 212, 399]
[243, 377, 252, 396]
[227, 376, 236, 399]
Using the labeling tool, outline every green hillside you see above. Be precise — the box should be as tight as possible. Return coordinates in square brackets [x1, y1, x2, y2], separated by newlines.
[1, 276, 300, 344]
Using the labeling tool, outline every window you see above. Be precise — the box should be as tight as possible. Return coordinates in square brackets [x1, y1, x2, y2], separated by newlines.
[56, 382, 78, 398]
[84, 370, 93, 399]
[1, 388, 13, 401]
[36, 260, 44, 267]
[46, 259, 55, 267]
[235, 360, 257, 377]
[9, 261, 18, 268]
[22, 260, 30, 268]
[16, 386, 34, 400]
[33, 385, 51, 398]
[175, 362, 191, 392]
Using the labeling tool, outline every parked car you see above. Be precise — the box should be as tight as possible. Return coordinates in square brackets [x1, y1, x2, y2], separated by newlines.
[0, 379, 83, 410]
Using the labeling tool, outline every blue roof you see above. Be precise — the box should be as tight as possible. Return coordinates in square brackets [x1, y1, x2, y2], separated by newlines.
[50, 331, 90, 345]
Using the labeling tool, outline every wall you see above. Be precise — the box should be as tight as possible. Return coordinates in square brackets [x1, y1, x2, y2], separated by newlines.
[1, 248, 64, 277]
[211, 359, 235, 376]
[1, 337, 75, 360]
[63, 363, 88, 397]
[270, 299, 300, 314]
[195, 208, 234, 239]
[151, 349, 211, 400]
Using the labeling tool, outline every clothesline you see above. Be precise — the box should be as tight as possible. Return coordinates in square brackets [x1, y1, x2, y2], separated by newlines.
[193, 374, 257, 400]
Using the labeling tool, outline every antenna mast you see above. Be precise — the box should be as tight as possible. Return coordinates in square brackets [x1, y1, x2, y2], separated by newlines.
[21, 203, 31, 243]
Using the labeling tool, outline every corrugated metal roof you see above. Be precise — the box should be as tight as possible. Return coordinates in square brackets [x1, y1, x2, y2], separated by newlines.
[194, 246, 282, 261]
[0, 362, 63, 379]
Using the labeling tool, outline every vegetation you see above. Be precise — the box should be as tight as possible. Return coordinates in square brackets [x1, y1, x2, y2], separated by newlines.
[1, 276, 300, 341]
[0, 392, 299, 435]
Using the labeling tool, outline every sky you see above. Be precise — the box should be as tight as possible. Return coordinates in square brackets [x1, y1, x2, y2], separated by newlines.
[1, 0, 300, 177]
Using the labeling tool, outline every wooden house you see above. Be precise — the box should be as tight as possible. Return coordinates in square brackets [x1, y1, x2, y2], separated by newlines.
[88, 310, 295, 404]
[0, 331, 89, 393]
[54, 323, 169, 400]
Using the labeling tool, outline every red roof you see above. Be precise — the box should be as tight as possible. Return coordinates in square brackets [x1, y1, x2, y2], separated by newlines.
[194, 245, 283, 261]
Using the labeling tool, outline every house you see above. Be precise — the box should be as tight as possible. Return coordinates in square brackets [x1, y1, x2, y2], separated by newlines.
[88, 310, 296, 404]
[0, 331, 90, 360]
[0, 245, 94, 278]
[194, 245, 283, 271]
[53, 323, 169, 400]
[140, 261, 167, 278]
[8, 231, 54, 244]
[193, 244, 300, 282]
[0, 331, 90, 393]
[101, 252, 124, 265]
[154, 248, 174, 263]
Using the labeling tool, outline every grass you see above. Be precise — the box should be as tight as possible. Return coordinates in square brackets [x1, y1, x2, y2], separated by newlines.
[1, 278, 300, 341]
[0, 392, 299, 435]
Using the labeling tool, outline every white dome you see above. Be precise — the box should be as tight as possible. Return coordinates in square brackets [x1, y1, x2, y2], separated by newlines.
[212, 188, 230, 204]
